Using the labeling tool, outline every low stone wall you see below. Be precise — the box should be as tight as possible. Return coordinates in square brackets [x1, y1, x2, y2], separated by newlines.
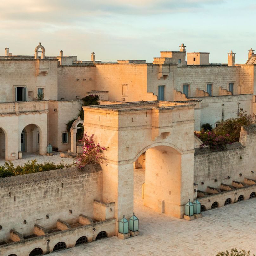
[0, 218, 116, 256]
[0, 165, 103, 241]
[198, 185, 256, 210]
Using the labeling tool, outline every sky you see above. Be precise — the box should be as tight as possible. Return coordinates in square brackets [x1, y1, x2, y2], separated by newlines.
[0, 0, 255, 63]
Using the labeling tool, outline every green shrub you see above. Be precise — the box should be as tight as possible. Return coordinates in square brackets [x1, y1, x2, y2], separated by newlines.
[201, 123, 213, 131]
[196, 112, 254, 150]
[216, 248, 255, 256]
[0, 160, 71, 178]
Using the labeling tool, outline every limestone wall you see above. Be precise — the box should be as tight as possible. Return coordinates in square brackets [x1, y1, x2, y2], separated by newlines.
[195, 94, 252, 128]
[57, 66, 96, 101]
[95, 64, 156, 102]
[48, 100, 81, 151]
[174, 65, 239, 97]
[0, 165, 103, 241]
[194, 125, 256, 192]
[0, 59, 58, 102]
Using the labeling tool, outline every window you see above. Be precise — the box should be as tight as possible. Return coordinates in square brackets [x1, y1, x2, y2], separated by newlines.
[38, 88, 44, 100]
[207, 84, 212, 96]
[183, 84, 189, 97]
[62, 133, 68, 143]
[122, 84, 128, 97]
[158, 85, 165, 101]
[229, 83, 234, 94]
[178, 59, 181, 64]
[193, 58, 196, 61]
[15, 87, 26, 101]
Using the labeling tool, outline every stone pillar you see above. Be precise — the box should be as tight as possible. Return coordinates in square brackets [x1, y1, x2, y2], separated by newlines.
[91, 52, 95, 62]
[228, 51, 236, 66]
[70, 129, 77, 153]
[5, 48, 9, 56]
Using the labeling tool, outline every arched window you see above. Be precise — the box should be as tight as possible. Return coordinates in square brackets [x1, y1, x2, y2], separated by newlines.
[96, 231, 108, 240]
[53, 242, 66, 251]
[75, 236, 88, 246]
[29, 248, 43, 256]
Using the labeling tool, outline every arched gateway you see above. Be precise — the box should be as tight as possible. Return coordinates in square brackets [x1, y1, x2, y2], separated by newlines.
[83, 101, 196, 223]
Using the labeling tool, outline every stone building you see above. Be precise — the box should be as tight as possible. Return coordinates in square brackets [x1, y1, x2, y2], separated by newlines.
[0, 42, 255, 160]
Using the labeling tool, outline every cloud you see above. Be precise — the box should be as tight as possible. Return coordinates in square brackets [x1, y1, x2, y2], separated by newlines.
[0, 0, 225, 23]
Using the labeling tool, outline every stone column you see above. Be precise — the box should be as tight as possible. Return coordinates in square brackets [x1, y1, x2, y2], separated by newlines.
[70, 129, 77, 153]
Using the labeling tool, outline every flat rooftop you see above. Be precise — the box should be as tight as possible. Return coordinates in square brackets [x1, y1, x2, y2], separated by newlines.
[83, 101, 197, 112]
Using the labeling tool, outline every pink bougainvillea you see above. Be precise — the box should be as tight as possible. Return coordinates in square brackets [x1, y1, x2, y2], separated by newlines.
[76, 133, 106, 168]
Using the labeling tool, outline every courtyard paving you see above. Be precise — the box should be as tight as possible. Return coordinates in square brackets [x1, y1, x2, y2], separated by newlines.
[1, 156, 255, 256]
[54, 168, 256, 256]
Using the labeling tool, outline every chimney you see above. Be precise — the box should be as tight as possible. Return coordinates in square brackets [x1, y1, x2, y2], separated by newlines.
[59, 50, 63, 65]
[179, 43, 186, 53]
[5, 48, 9, 56]
[228, 50, 236, 66]
[248, 48, 255, 60]
[91, 52, 95, 62]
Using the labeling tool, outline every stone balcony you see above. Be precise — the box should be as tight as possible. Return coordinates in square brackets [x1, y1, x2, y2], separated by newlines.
[0, 101, 48, 116]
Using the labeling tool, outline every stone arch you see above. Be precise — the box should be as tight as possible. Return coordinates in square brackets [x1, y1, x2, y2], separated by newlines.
[96, 231, 108, 240]
[53, 242, 66, 252]
[134, 144, 183, 217]
[75, 236, 88, 246]
[211, 202, 219, 209]
[35, 42, 45, 59]
[224, 198, 232, 206]
[238, 195, 244, 202]
[131, 141, 183, 165]
[0, 127, 7, 160]
[250, 192, 256, 199]
[20, 124, 41, 154]
[70, 117, 84, 153]
[83, 101, 195, 230]
[29, 248, 43, 256]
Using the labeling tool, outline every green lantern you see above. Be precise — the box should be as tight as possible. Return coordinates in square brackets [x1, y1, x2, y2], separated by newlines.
[185, 199, 194, 216]
[193, 199, 201, 214]
[129, 213, 139, 232]
[47, 143, 52, 154]
[118, 215, 129, 234]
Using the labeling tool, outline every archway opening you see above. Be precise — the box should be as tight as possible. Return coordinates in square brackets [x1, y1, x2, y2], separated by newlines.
[224, 198, 232, 206]
[75, 236, 88, 246]
[134, 145, 182, 217]
[211, 202, 219, 209]
[29, 248, 43, 256]
[237, 195, 244, 202]
[201, 205, 206, 212]
[0, 128, 6, 159]
[53, 242, 66, 252]
[21, 124, 40, 156]
[250, 192, 256, 199]
[96, 231, 107, 240]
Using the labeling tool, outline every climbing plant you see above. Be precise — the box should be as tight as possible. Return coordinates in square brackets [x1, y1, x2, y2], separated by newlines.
[66, 95, 99, 141]
[75, 133, 106, 168]
[196, 112, 254, 150]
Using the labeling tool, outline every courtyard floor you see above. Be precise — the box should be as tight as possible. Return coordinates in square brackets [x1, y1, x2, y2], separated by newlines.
[1, 156, 256, 256]
[54, 168, 256, 256]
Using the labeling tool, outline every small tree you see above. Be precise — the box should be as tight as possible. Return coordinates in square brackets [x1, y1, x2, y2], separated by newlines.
[76, 133, 106, 168]
[216, 248, 255, 256]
